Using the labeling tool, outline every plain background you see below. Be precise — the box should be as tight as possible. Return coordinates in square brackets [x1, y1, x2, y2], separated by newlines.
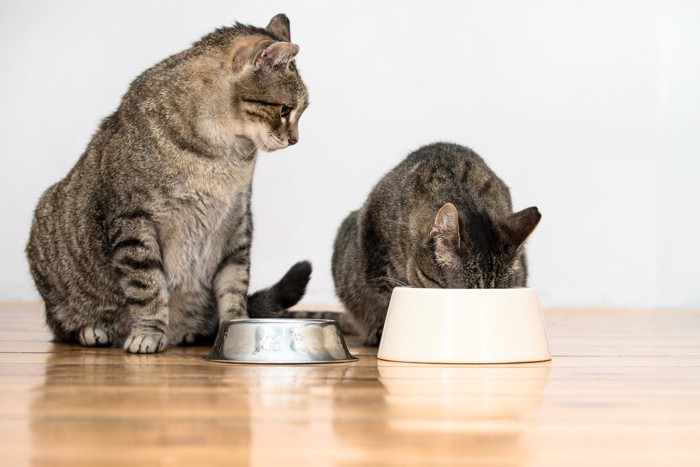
[1, 0, 698, 308]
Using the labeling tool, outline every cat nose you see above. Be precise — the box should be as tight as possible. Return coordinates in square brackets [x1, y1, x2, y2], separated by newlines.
[288, 136, 298, 145]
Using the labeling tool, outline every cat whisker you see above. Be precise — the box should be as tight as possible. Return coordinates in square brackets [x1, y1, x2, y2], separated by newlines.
[246, 140, 266, 159]
[370, 277, 408, 288]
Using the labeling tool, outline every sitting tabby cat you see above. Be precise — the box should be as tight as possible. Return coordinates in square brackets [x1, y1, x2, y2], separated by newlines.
[332, 142, 541, 345]
[26, 14, 311, 353]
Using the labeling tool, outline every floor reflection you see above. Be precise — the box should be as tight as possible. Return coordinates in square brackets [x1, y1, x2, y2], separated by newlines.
[372, 360, 552, 465]
[28, 344, 551, 465]
[241, 362, 371, 465]
[378, 361, 552, 425]
[29, 344, 255, 465]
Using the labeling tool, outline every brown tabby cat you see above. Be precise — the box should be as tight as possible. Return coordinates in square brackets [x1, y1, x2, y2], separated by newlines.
[26, 14, 311, 353]
[331, 143, 541, 345]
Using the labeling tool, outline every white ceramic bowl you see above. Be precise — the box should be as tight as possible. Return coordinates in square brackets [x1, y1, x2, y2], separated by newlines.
[377, 287, 551, 364]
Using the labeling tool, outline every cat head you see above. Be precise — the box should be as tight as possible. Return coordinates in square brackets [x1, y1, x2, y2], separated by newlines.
[406, 203, 541, 288]
[229, 14, 309, 152]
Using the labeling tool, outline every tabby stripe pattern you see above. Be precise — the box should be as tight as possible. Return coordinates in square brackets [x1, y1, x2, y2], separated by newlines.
[213, 213, 252, 321]
[109, 212, 169, 339]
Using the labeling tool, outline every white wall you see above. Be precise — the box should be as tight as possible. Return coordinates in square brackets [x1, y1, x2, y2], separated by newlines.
[1, 0, 698, 308]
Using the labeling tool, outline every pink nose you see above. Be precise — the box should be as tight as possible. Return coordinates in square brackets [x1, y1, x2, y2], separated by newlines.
[288, 137, 298, 145]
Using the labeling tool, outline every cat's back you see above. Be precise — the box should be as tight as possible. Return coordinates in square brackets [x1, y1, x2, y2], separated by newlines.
[398, 142, 494, 184]
[374, 142, 511, 211]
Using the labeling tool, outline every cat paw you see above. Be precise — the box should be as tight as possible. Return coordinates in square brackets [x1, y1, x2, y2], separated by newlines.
[77, 326, 113, 347]
[363, 327, 383, 347]
[176, 332, 196, 345]
[123, 331, 167, 354]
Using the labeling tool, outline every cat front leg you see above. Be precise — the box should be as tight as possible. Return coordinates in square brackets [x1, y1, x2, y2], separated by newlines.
[110, 210, 170, 353]
[214, 240, 251, 322]
[352, 295, 390, 346]
[77, 325, 113, 347]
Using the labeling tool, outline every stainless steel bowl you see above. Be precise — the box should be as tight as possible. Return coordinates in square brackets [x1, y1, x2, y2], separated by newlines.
[204, 318, 358, 364]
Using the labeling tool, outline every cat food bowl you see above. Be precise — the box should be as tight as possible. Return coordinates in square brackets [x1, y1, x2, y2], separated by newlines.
[377, 287, 551, 364]
[205, 319, 358, 364]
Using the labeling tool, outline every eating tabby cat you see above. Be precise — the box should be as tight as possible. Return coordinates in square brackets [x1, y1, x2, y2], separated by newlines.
[332, 142, 541, 345]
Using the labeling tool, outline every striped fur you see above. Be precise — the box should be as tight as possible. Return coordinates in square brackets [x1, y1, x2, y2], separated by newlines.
[26, 14, 310, 353]
[331, 143, 541, 345]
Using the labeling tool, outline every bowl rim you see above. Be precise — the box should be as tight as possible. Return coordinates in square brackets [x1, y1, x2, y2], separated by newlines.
[392, 286, 533, 291]
[220, 318, 339, 325]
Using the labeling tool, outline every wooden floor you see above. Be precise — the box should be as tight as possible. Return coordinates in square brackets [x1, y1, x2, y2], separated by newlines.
[1, 303, 699, 466]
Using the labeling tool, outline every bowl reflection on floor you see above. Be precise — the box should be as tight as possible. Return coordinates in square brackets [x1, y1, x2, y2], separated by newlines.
[377, 359, 552, 432]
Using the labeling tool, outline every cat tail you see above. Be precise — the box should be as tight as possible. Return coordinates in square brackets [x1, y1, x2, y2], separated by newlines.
[246, 260, 356, 334]
[247, 261, 312, 317]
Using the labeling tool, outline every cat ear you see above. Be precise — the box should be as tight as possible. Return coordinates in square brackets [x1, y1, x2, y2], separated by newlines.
[501, 207, 541, 248]
[266, 14, 291, 42]
[232, 39, 275, 73]
[430, 203, 459, 242]
[430, 203, 461, 266]
[430, 203, 460, 243]
[254, 42, 300, 68]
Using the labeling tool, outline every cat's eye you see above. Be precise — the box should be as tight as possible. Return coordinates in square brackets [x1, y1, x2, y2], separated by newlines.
[280, 105, 293, 118]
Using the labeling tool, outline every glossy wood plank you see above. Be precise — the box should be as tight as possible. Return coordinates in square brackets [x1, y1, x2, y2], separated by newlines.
[0, 302, 699, 466]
